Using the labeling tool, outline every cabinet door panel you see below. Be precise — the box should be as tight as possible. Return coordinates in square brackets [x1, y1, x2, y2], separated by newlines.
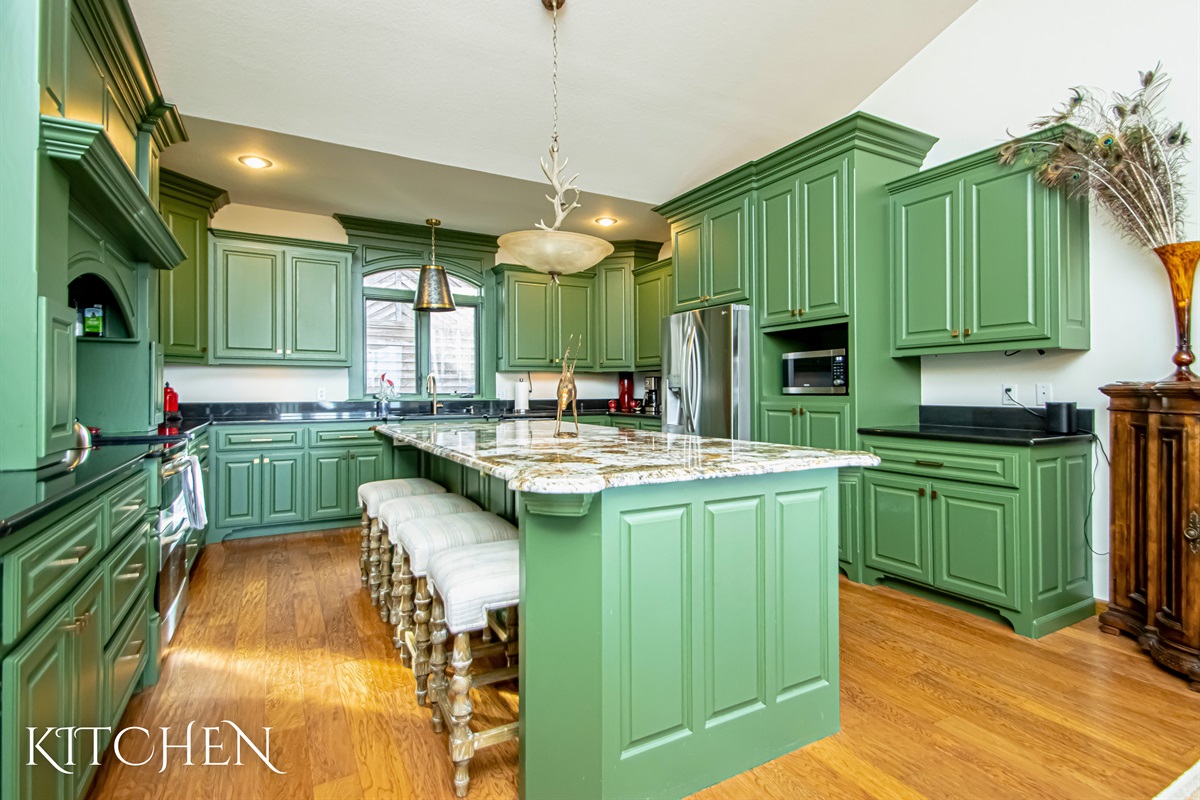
[633, 270, 667, 368]
[37, 297, 77, 459]
[758, 178, 798, 327]
[213, 245, 283, 360]
[288, 254, 348, 362]
[838, 472, 861, 566]
[673, 216, 705, 309]
[262, 452, 305, 524]
[758, 403, 798, 446]
[963, 169, 1050, 344]
[308, 452, 349, 520]
[557, 277, 595, 369]
[214, 454, 261, 528]
[348, 449, 387, 511]
[707, 197, 750, 305]
[506, 274, 554, 367]
[798, 159, 849, 320]
[893, 187, 960, 350]
[864, 473, 932, 584]
[797, 400, 851, 451]
[932, 482, 1018, 608]
[159, 197, 208, 361]
[598, 262, 632, 370]
[71, 571, 105, 795]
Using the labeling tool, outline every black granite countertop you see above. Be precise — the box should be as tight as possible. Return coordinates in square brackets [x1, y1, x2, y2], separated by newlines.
[0, 442, 175, 539]
[858, 405, 1095, 447]
[179, 400, 659, 427]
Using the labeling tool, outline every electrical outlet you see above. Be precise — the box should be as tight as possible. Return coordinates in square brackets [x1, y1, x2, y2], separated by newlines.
[316, 387, 326, 401]
[1001, 383, 1019, 405]
[1036, 383, 1052, 405]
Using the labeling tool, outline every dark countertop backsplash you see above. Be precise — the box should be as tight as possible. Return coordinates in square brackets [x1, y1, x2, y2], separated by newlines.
[859, 404, 1095, 446]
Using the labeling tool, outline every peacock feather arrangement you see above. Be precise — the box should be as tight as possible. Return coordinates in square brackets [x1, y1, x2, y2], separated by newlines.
[999, 64, 1191, 251]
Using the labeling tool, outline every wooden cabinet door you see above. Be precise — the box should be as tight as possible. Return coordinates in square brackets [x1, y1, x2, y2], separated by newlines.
[505, 273, 554, 368]
[931, 481, 1017, 609]
[962, 167, 1051, 345]
[308, 451, 349, 520]
[36, 297, 77, 459]
[892, 182, 961, 351]
[214, 453, 261, 529]
[286, 252, 349, 362]
[796, 399, 852, 451]
[556, 275, 596, 370]
[158, 195, 209, 362]
[1, 607, 74, 800]
[597, 262, 633, 370]
[1154, 414, 1200, 651]
[796, 158, 849, 321]
[633, 267, 668, 368]
[864, 472, 932, 584]
[260, 450, 305, 524]
[758, 401, 799, 446]
[672, 214, 706, 310]
[70, 570, 105, 795]
[212, 243, 284, 360]
[757, 176, 799, 327]
[707, 195, 750, 306]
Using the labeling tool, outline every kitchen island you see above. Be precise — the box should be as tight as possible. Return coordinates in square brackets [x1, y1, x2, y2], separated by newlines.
[374, 420, 877, 800]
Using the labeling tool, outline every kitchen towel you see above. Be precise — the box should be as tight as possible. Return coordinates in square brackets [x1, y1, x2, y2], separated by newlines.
[182, 455, 208, 531]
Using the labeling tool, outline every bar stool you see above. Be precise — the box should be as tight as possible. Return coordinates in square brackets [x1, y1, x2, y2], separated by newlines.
[377, 494, 482, 620]
[424, 539, 521, 798]
[388, 512, 518, 697]
[357, 478, 447, 598]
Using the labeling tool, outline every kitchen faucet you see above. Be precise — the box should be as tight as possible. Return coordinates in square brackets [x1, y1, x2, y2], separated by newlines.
[426, 374, 444, 415]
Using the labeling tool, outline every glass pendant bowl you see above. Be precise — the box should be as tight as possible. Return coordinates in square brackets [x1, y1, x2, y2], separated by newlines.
[498, 229, 614, 277]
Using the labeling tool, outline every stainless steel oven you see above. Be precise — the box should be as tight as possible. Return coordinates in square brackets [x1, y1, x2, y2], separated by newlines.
[156, 450, 191, 651]
[782, 348, 849, 395]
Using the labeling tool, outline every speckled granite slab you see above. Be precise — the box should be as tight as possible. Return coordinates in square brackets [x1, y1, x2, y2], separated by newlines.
[376, 420, 879, 495]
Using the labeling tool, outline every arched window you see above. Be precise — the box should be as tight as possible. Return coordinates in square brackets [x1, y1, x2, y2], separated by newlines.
[363, 267, 482, 397]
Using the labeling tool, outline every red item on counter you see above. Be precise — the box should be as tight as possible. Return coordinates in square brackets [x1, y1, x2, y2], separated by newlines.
[158, 424, 179, 436]
[618, 373, 634, 412]
[607, 399, 617, 412]
[164, 383, 179, 413]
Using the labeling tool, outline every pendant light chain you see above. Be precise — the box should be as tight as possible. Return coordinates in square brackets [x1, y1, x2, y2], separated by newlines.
[550, 0, 559, 155]
[431, 221, 436, 264]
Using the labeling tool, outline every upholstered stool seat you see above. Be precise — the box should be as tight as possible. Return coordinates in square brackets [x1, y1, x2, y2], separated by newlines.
[357, 477, 447, 604]
[423, 539, 521, 797]
[388, 513, 518, 699]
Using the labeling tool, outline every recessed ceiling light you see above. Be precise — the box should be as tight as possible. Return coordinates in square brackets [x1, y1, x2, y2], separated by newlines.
[595, 217, 618, 227]
[238, 155, 273, 169]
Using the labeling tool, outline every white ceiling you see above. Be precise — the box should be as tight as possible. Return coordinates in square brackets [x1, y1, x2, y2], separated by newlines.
[134, 0, 975, 234]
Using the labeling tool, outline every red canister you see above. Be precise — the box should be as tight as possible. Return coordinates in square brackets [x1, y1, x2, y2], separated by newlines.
[164, 383, 179, 413]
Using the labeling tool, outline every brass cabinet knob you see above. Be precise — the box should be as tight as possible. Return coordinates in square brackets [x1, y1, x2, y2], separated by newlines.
[931, 490, 939, 499]
[796, 407, 805, 415]
[253, 458, 260, 464]
[201, 346, 208, 353]
[790, 309, 797, 317]
[263, 457, 270, 463]
[951, 329, 959, 337]
[791, 407, 797, 415]
[918, 487, 927, 497]
[796, 308, 804, 317]
[964, 328, 972, 337]
[276, 349, 283, 354]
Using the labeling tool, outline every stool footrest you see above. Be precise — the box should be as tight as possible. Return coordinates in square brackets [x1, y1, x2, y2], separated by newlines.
[431, 685, 519, 751]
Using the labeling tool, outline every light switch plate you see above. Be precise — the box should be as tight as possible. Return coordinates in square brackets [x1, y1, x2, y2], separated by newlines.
[1036, 383, 1052, 405]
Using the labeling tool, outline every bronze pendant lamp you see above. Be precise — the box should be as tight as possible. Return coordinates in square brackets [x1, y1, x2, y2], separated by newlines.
[413, 218, 456, 312]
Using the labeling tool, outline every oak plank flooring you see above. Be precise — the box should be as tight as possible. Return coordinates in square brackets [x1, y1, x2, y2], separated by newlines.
[88, 529, 1200, 800]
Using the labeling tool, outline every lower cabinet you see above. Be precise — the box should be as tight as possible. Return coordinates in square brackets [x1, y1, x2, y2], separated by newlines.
[308, 447, 384, 520]
[855, 435, 1093, 638]
[758, 398, 852, 450]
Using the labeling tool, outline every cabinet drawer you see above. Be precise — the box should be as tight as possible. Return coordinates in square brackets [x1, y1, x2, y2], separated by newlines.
[640, 418, 662, 432]
[105, 591, 149, 727]
[2, 500, 107, 645]
[309, 426, 379, 447]
[216, 427, 302, 450]
[108, 471, 150, 539]
[864, 438, 1018, 488]
[105, 520, 151, 640]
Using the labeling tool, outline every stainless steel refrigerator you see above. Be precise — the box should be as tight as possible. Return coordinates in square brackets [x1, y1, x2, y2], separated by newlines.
[662, 304, 752, 439]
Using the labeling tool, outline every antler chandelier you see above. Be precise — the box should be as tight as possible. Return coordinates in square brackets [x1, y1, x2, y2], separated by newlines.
[497, 0, 613, 281]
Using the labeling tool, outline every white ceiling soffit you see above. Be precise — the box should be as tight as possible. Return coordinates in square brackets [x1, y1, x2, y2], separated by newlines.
[134, 0, 974, 207]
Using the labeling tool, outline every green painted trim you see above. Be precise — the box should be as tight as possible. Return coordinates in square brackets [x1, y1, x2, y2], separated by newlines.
[631, 257, 671, 276]
[522, 493, 595, 517]
[606, 239, 664, 263]
[144, 101, 187, 150]
[208, 228, 356, 253]
[41, 117, 185, 270]
[334, 214, 499, 251]
[492, 262, 597, 280]
[208, 517, 358, 544]
[1024, 596, 1096, 639]
[159, 168, 229, 216]
[651, 163, 756, 221]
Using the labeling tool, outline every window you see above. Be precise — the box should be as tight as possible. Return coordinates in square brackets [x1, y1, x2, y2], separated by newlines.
[363, 268, 481, 397]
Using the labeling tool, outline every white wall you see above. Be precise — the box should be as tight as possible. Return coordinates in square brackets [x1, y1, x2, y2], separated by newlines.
[856, 0, 1200, 598]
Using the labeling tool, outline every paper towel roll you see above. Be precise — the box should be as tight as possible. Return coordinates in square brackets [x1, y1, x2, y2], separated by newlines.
[514, 377, 530, 413]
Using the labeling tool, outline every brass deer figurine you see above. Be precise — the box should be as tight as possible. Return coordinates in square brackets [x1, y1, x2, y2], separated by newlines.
[554, 336, 581, 438]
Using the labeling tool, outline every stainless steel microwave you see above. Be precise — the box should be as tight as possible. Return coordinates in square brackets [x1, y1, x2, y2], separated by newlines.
[782, 348, 848, 395]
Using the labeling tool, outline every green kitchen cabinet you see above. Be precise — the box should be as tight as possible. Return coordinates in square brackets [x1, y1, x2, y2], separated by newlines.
[69, 571, 105, 795]
[349, 447, 387, 490]
[632, 258, 673, 369]
[214, 453, 262, 529]
[838, 471, 861, 571]
[664, 195, 751, 312]
[36, 296, 77, 461]
[210, 231, 354, 366]
[595, 242, 663, 371]
[158, 170, 228, 364]
[757, 157, 850, 329]
[931, 481, 1017, 608]
[756, 398, 851, 450]
[864, 472, 934, 586]
[495, 266, 596, 370]
[261, 451, 305, 524]
[610, 417, 639, 430]
[308, 451, 349, 520]
[887, 132, 1089, 356]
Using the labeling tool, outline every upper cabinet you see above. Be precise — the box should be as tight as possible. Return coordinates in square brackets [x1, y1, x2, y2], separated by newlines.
[210, 231, 355, 366]
[657, 184, 752, 312]
[495, 266, 597, 371]
[633, 258, 673, 370]
[594, 241, 663, 371]
[158, 170, 229, 363]
[888, 138, 1090, 356]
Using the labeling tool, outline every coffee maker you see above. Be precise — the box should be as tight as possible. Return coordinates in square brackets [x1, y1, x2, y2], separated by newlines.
[644, 376, 661, 415]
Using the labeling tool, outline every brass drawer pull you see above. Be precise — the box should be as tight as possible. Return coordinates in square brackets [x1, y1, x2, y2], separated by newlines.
[118, 639, 146, 661]
[51, 544, 92, 567]
[1186, 511, 1199, 554]
[198, 444, 210, 450]
[118, 500, 145, 512]
[337, 434, 362, 439]
[118, 568, 144, 581]
[248, 437, 276, 443]
[914, 459, 944, 468]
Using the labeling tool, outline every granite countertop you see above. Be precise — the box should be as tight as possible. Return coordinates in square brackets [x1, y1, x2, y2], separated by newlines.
[376, 419, 877, 494]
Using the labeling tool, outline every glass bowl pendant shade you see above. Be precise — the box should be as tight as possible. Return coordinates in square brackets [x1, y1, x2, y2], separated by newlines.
[413, 218, 456, 312]
[498, 229, 613, 277]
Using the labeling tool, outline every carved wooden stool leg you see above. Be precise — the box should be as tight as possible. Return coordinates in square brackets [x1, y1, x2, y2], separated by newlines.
[360, 511, 370, 586]
[378, 539, 393, 621]
[449, 632, 475, 798]
[413, 577, 432, 706]
[368, 519, 383, 606]
[395, 551, 415, 665]
[429, 590, 448, 733]
[504, 606, 519, 668]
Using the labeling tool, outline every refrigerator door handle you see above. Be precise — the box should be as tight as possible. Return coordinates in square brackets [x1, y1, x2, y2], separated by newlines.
[681, 321, 696, 433]
[688, 325, 702, 433]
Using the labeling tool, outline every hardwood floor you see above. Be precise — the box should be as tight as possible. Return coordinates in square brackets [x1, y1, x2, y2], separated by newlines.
[89, 529, 1200, 800]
